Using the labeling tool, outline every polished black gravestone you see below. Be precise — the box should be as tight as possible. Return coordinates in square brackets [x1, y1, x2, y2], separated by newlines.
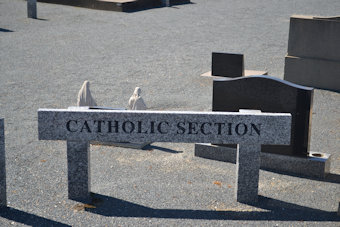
[212, 75, 313, 157]
[211, 52, 244, 77]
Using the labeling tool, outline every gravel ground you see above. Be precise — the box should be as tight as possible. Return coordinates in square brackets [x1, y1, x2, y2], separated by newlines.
[0, 0, 339, 226]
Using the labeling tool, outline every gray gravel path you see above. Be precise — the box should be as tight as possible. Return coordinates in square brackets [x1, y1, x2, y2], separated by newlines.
[0, 0, 340, 226]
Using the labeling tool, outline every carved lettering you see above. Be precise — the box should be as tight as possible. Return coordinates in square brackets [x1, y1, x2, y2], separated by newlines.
[66, 120, 78, 132]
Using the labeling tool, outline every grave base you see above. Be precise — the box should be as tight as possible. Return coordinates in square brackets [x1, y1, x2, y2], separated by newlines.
[194, 143, 331, 179]
[37, 0, 191, 12]
[200, 70, 268, 78]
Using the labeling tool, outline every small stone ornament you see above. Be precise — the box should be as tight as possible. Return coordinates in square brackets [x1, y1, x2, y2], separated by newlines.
[77, 81, 97, 107]
[128, 87, 147, 110]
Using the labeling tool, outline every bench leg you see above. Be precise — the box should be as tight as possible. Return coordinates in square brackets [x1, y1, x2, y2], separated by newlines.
[0, 119, 6, 207]
[67, 141, 91, 203]
[235, 143, 261, 204]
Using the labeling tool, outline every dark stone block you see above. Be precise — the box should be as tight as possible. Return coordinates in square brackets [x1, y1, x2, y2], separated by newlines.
[0, 119, 6, 207]
[211, 52, 244, 77]
[213, 75, 313, 157]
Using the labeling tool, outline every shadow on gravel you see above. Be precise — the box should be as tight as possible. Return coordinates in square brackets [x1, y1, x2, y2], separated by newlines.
[35, 18, 49, 21]
[0, 206, 71, 226]
[262, 168, 340, 184]
[125, 2, 195, 13]
[143, 145, 183, 154]
[86, 193, 340, 221]
[0, 28, 13, 32]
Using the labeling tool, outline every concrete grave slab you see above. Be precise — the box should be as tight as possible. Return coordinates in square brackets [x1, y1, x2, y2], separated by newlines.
[195, 143, 331, 179]
[37, 0, 190, 12]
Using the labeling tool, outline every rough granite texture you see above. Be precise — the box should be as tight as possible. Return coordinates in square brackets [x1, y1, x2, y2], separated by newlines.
[40, 110, 291, 203]
[236, 144, 261, 203]
[67, 141, 91, 202]
[0, 119, 6, 207]
[38, 109, 291, 145]
[195, 143, 331, 178]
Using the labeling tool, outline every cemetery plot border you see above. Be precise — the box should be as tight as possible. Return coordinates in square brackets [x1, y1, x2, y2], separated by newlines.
[38, 109, 291, 204]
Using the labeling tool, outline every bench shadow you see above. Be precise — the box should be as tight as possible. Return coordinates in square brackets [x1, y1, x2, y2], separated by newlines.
[261, 168, 340, 184]
[0, 206, 71, 226]
[125, 1, 194, 13]
[36, 18, 49, 21]
[85, 193, 339, 221]
[143, 145, 183, 153]
[0, 28, 13, 32]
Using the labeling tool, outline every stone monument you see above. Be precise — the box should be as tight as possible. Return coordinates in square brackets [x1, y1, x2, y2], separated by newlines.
[201, 52, 267, 78]
[38, 108, 291, 203]
[284, 15, 340, 92]
[195, 75, 331, 178]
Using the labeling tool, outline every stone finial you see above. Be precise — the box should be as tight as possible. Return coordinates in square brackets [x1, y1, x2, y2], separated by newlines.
[77, 81, 97, 107]
[128, 87, 147, 110]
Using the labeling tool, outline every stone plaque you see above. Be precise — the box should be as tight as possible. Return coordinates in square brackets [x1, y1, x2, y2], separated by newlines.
[213, 75, 313, 156]
[38, 109, 291, 145]
[212, 52, 244, 77]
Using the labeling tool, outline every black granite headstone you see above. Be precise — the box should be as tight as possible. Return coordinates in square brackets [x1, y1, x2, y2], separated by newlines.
[212, 52, 244, 77]
[213, 75, 313, 157]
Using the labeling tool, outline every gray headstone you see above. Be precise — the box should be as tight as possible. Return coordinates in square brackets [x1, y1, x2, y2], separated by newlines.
[284, 15, 340, 92]
[0, 119, 6, 207]
[38, 109, 291, 203]
[212, 52, 244, 77]
[284, 55, 340, 92]
[287, 15, 340, 61]
[213, 75, 313, 157]
[27, 0, 37, 19]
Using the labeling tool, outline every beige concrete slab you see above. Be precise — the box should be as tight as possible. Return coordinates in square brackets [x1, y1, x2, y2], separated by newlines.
[200, 70, 268, 79]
